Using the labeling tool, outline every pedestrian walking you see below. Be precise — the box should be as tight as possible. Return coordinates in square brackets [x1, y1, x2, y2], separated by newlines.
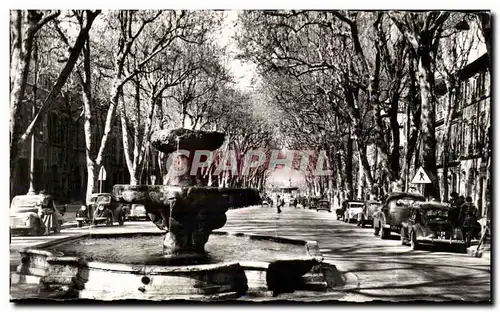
[448, 192, 460, 226]
[276, 195, 283, 214]
[449, 192, 459, 205]
[460, 196, 480, 244]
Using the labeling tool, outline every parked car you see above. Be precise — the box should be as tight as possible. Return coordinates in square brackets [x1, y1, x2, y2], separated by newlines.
[10, 194, 64, 236]
[373, 192, 426, 239]
[401, 201, 467, 252]
[295, 196, 306, 208]
[344, 201, 365, 223]
[308, 197, 320, 210]
[358, 200, 381, 228]
[126, 204, 149, 221]
[336, 200, 347, 221]
[75, 205, 92, 228]
[86, 193, 125, 226]
[317, 200, 331, 212]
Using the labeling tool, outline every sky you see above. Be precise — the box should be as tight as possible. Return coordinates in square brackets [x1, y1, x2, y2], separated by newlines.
[215, 11, 307, 188]
[216, 10, 258, 91]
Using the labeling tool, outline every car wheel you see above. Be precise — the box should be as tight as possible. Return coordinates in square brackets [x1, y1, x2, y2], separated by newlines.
[400, 228, 408, 245]
[410, 231, 420, 250]
[77, 221, 83, 228]
[381, 227, 390, 239]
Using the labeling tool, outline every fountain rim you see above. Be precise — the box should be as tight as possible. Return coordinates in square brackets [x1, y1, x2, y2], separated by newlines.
[19, 230, 324, 272]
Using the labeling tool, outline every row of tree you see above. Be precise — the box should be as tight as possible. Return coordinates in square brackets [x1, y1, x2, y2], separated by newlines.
[10, 10, 276, 201]
[236, 10, 491, 202]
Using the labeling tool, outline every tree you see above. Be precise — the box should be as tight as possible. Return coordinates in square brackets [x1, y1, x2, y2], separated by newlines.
[389, 11, 451, 199]
[10, 9, 100, 198]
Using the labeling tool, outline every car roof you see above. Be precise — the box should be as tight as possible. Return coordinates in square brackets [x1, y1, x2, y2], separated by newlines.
[11, 194, 53, 207]
[386, 192, 425, 202]
[412, 201, 451, 210]
[13, 194, 52, 200]
[348, 200, 364, 204]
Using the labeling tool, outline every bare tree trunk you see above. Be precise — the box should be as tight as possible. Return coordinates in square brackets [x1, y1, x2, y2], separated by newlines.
[357, 155, 364, 199]
[120, 97, 138, 185]
[417, 44, 440, 199]
[389, 92, 401, 180]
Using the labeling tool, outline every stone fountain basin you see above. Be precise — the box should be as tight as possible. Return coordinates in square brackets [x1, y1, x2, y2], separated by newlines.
[12, 231, 324, 301]
[112, 185, 261, 208]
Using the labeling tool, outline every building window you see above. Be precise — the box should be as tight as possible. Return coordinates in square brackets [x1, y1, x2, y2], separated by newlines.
[478, 114, 486, 151]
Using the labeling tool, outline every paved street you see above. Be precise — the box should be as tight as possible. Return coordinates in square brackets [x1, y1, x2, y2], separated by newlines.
[223, 206, 491, 302]
[10, 206, 491, 302]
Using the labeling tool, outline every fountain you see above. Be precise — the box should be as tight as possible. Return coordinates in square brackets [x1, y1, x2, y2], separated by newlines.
[113, 128, 243, 257]
[11, 129, 328, 301]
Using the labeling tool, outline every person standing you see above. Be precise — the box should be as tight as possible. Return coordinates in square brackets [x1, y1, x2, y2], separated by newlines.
[276, 195, 282, 213]
[460, 196, 479, 242]
[448, 192, 460, 226]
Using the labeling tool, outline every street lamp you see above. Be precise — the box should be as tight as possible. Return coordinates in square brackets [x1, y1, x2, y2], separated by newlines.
[28, 38, 39, 196]
[27, 103, 37, 195]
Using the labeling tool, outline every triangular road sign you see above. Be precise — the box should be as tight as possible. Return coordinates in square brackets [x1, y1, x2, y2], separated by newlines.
[411, 166, 431, 184]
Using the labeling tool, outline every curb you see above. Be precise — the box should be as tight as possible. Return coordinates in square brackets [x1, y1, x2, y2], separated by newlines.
[61, 222, 78, 230]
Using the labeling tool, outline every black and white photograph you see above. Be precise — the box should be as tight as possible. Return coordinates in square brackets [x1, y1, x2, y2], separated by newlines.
[7, 4, 492, 303]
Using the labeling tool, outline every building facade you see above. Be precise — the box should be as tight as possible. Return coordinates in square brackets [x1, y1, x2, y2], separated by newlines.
[435, 53, 491, 216]
[15, 74, 129, 203]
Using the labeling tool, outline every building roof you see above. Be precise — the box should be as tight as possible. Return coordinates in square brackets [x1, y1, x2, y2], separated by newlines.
[435, 53, 489, 97]
[458, 53, 490, 80]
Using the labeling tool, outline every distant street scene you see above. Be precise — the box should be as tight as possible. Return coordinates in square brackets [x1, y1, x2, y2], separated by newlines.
[9, 9, 491, 303]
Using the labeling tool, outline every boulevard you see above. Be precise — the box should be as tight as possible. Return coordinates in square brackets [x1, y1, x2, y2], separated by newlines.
[10, 205, 491, 302]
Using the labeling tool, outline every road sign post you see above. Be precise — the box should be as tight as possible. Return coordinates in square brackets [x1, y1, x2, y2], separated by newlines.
[98, 166, 107, 193]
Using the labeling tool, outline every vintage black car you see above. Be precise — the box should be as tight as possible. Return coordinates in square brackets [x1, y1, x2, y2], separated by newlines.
[373, 192, 426, 239]
[316, 200, 331, 212]
[401, 201, 467, 252]
[308, 197, 320, 210]
[86, 193, 126, 226]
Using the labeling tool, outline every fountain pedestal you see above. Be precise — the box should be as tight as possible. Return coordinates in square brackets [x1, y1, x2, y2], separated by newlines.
[113, 128, 259, 258]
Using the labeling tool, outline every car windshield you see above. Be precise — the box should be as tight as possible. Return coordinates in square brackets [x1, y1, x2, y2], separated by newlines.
[349, 204, 364, 209]
[97, 195, 111, 204]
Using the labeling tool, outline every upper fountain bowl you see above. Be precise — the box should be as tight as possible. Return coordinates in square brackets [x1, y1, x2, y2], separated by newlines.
[150, 128, 226, 154]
